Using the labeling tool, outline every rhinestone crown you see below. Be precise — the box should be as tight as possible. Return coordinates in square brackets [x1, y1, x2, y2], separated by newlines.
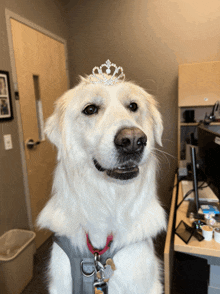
[89, 60, 125, 85]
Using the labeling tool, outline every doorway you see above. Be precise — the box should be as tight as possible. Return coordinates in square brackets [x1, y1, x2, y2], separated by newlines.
[6, 10, 69, 248]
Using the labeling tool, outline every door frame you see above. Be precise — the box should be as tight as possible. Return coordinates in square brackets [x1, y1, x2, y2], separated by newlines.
[5, 9, 70, 229]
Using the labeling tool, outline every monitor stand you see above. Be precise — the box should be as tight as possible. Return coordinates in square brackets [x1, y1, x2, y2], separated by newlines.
[187, 201, 198, 217]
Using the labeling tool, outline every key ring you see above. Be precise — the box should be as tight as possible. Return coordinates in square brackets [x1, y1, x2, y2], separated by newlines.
[94, 252, 100, 262]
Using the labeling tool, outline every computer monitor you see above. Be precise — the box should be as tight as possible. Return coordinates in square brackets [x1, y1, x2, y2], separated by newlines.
[191, 147, 200, 213]
[186, 146, 200, 217]
[198, 125, 220, 199]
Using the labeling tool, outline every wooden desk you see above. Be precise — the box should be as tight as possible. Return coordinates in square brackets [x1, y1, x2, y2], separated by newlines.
[164, 175, 220, 294]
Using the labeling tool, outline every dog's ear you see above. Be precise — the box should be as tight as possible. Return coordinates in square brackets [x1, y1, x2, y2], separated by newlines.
[150, 101, 163, 146]
[142, 90, 163, 146]
[44, 90, 79, 159]
[44, 105, 62, 148]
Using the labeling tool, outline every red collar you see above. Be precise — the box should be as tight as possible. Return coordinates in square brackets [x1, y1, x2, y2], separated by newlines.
[86, 234, 113, 255]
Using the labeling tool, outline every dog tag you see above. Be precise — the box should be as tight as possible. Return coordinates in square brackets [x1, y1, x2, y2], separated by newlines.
[105, 258, 116, 271]
[103, 264, 114, 280]
[101, 258, 116, 282]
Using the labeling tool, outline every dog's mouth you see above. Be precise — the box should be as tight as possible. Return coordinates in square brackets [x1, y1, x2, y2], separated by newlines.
[93, 159, 139, 180]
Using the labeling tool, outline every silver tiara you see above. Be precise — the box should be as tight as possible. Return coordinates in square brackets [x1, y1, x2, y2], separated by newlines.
[89, 60, 125, 85]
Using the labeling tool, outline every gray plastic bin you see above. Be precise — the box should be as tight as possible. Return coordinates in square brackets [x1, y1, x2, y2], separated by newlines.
[0, 229, 36, 294]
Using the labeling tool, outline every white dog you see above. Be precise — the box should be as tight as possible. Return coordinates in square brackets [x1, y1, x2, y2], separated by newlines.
[37, 61, 166, 294]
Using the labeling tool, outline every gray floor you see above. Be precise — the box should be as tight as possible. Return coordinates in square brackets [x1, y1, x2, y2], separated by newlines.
[21, 236, 52, 294]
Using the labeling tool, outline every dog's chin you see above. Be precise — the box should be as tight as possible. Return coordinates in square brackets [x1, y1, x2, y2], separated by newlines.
[93, 159, 139, 180]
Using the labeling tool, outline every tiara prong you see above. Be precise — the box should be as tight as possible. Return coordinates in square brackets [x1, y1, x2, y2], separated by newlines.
[89, 60, 125, 85]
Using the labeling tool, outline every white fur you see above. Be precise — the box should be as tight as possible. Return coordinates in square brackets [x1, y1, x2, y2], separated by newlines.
[37, 76, 166, 293]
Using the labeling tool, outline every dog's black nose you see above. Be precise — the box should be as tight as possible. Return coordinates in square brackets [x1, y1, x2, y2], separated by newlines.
[114, 127, 147, 153]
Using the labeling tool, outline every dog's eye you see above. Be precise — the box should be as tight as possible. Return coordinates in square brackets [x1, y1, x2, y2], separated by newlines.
[83, 104, 99, 115]
[129, 102, 138, 112]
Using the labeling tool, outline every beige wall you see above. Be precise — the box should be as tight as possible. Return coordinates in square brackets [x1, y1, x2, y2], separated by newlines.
[65, 0, 220, 210]
[0, 0, 68, 236]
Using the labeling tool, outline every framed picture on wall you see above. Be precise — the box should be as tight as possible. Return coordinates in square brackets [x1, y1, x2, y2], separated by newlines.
[0, 70, 13, 121]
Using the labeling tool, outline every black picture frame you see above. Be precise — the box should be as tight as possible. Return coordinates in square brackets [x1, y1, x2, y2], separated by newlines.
[0, 70, 13, 121]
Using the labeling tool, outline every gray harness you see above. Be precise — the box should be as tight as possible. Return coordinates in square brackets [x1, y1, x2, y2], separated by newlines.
[54, 235, 119, 294]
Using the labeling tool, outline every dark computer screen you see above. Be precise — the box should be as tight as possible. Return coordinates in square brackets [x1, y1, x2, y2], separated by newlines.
[186, 146, 200, 217]
[198, 125, 220, 199]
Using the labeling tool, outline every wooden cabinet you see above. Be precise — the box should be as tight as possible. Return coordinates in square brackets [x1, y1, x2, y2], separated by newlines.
[179, 61, 220, 107]
[178, 61, 220, 160]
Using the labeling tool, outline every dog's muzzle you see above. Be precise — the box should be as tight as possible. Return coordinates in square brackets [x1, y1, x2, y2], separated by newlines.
[94, 127, 147, 180]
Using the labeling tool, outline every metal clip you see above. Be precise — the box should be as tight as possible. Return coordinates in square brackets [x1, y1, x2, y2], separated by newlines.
[94, 253, 105, 273]
[80, 260, 95, 278]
